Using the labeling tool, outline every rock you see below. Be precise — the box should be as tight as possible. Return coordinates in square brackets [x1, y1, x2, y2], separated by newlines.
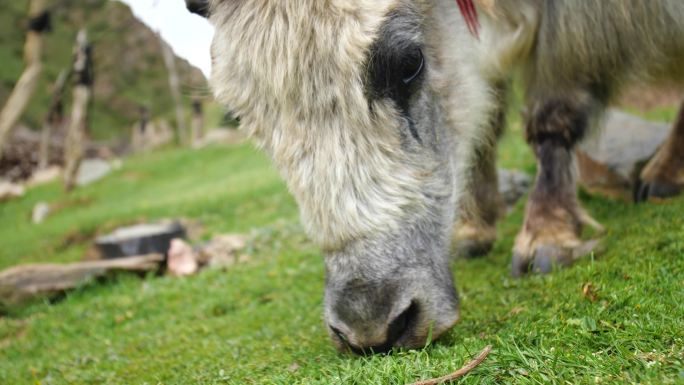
[167, 239, 198, 276]
[26, 166, 62, 187]
[578, 109, 671, 200]
[198, 234, 248, 269]
[95, 221, 186, 259]
[131, 119, 174, 153]
[0, 180, 25, 202]
[76, 158, 113, 187]
[178, 218, 206, 241]
[0, 254, 164, 308]
[32, 202, 51, 224]
[498, 169, 532, 211]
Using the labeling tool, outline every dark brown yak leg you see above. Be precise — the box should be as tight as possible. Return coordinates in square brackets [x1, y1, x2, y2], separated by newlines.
[512, 92, 602, 277]
[453, 83, 507, 258]
[637, 99, 684, 201]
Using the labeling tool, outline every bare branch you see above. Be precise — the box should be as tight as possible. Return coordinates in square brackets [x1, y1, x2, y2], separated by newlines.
[408, 345, 493, 385]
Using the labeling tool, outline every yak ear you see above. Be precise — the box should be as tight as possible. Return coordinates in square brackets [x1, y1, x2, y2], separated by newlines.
[186, 0, 210, 18]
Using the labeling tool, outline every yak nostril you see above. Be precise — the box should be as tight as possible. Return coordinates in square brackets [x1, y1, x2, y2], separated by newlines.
[329, 302, 420, 355]
[385, 301, 419, 347]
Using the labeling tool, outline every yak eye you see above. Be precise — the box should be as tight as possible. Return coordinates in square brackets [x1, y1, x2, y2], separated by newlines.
[365, 44, 425, 110]
[331, 326, 351, 346]
[401, 48, 424, 85]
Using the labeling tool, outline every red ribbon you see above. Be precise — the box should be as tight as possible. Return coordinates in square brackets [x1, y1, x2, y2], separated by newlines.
[456, 0, 480, 38]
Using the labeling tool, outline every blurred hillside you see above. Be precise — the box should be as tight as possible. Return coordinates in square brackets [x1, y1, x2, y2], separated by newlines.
[0, 0, 207, 140]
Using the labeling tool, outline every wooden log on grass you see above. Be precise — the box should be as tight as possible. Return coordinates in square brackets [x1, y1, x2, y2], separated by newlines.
[0, 0, 49, 159]
[0, 254, 164, 308]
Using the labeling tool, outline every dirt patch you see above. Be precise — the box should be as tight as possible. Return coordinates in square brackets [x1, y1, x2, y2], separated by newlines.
[50, 196, 95, 214]
[120, 170, 149, 182]
[57, 227, 98, 252]
[617, 85, 682, 112]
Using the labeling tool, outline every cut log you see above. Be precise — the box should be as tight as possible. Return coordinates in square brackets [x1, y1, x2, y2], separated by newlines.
[0, 254, 164, 308]
[95, 222, 186, 259]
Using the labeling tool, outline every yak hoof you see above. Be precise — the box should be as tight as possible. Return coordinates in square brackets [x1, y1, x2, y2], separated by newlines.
[455, 238, 495, 259]
[452, 222, 497, 259]
[635, 178, 682, 202]
[511, 239, 600, 278]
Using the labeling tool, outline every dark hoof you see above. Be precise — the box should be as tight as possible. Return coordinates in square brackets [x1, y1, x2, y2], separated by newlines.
[531, 245, 573, 274]
[635, 179, 682, 202]
[511, 239, 600, 277]
[511, 252, 531, 278]
[455, 239, 494, 259]
[511, 246, 571, 277]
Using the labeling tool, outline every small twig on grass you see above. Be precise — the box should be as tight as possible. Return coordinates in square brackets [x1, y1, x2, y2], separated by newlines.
[408, 345, 493, 385]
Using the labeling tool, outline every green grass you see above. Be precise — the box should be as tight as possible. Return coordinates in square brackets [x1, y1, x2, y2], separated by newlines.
[1, 131, 684, 383]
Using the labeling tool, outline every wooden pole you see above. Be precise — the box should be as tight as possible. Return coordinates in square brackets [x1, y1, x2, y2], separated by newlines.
[0, 0, 49, 159]
[131, 105, 150, 152]
[159, 35, 187, 145]
[191, 98, 204, 146]
[63, 29, 93, 191]
[38, 69, 70, 169]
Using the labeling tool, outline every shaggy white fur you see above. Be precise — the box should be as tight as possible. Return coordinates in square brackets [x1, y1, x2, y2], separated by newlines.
[207, 0, 523, 251]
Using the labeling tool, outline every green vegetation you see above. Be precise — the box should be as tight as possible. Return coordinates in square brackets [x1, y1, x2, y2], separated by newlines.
[1, 120, 683, 383]
[0, 1, 206, 140]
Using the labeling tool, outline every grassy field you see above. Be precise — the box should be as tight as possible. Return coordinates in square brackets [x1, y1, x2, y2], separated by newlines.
[1, 119, 684, 384]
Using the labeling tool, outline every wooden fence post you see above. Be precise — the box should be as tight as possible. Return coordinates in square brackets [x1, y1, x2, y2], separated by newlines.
[159, 35, 187, 145]
[191, 98, 204, 146]
[38, 69, 70, 170]
[131, 105, 150, 153]
[0, 0, 49, 159]
[63, 29, 93, 191]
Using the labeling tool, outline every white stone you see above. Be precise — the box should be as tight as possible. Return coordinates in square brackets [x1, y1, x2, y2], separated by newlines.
[76, 159, 113, 186]
[167, 238, 198, 276]
[26, 166, 62, 187]
[0, 181, 25, 202]
[32, 202, 51, 224]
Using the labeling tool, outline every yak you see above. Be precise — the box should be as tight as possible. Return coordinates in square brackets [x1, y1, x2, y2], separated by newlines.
[186, 0, 684, 353]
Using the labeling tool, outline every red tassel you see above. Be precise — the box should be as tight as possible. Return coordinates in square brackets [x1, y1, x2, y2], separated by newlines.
[456, 0, 480, 39]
